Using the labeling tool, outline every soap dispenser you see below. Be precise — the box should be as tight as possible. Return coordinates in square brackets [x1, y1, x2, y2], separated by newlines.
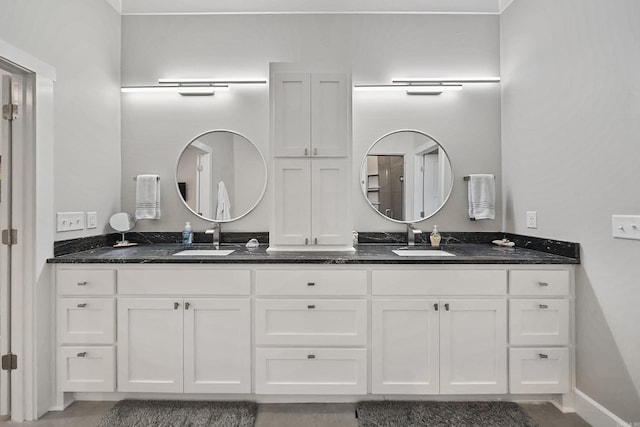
[182, 222, 193, 247]
[430, 225, 441, 248]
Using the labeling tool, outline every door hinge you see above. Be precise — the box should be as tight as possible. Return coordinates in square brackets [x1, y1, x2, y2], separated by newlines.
[1, 353, 17, 371]
[1, 229, 18, 245]
[2, 103, 18, 120]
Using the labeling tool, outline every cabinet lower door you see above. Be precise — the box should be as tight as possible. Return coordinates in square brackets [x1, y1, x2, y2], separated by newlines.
[371, 299, 439, 394]
[311, 158, 350, 246]
[117, 298, 183, 392]
[183, 298, 251, 393]
[272, 159, 312, 245]
[439, 299, 507, 394]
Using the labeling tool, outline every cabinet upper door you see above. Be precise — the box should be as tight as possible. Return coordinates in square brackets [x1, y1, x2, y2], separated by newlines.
[439, 299, 507, 395]
[311, 158, 351, 246]
[271, 159, 312, 245]
[273, 73, 311, 157]
[311, 73, 349, 157]
[117, 298, 184, 393]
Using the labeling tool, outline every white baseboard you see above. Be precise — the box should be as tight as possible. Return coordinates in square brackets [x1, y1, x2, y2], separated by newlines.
[575, 389, 633, 427]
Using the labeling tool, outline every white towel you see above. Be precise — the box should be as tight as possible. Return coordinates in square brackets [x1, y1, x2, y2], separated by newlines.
[135, 174, 161, 220]
[215, 181, 231, 220]
[468, 174, 495, 220]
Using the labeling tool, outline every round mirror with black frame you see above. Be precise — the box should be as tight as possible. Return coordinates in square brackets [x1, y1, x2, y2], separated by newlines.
[175, 130, 267, 222]
[360, 129, 453, 223]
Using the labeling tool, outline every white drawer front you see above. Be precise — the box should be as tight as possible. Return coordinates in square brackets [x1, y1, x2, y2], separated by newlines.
[57, 269, 115, 296]
[509, 270, 570, 296]
[57, 346, 115, 392]
[372, 270, 506, 295]
[255, 348, 367, 394]
[255, 299, 367, 346]
[58, 298, 115, 344]
[509, 348, 570, 394]
[118, 269, 250, 295]
[255, 270, 367, 296]
[509, 299, 570, 345]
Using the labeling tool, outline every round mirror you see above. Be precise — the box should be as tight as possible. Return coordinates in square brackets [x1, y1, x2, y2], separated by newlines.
[176, 130, 267, 222]
[360, 129, 453, 223]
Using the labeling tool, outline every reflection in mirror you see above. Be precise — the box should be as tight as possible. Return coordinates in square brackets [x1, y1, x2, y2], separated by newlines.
[361, 130, 453, 223]
[176, 130, 267, 222]
[109, 212, 137, 247]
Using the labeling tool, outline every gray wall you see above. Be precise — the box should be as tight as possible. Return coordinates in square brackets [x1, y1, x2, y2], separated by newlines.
[121, 14, 502, 233]
[0, 0, 122, 241]
[501, 0, 640, 422]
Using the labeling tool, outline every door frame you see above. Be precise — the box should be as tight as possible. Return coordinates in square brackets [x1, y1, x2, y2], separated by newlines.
[1, 37, 55, 422]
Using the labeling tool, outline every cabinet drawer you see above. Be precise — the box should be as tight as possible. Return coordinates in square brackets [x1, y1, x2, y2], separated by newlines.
[255, 348, 366, 394]
[509, 299, 569, 345]
[58, 298, 115, 344]
[372, 270, 506, 295]
[57, 269, 115, 296]
[256, 270, 366, 296]
[509, 270, 570, 296]
[509, 348, 570, 394]
[57, 346, 115, 392]
[118, 269, 250, 295]
[255, 299, 367, 346]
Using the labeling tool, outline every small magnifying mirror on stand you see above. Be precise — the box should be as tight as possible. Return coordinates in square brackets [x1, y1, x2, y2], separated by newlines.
[109, 212, 138, 248]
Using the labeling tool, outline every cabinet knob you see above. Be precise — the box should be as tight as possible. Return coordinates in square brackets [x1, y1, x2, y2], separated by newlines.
[185, 302, 190, 310]
[77, 352, 87, 358]
[434, 303, 439, 311]
[538, 353, 549, 359]
[313, 148, 318, 156]
[444, 303, 450, 311]
[304, 148, 309, 156]
[314, 237, 318, 245]
[77, 303, 87, 308]
[307, 282, 315, 287]
[307, 354, 316, 359]
[174, 302, 180, 310]
[537, 282, 549, 287]
[538, 304, 549, 309]
[307, 304, 316, 309]
[305, 238, 309, 245]
[77, 281, 87, 286]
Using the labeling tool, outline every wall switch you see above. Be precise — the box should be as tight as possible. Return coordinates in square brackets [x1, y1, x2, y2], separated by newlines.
[526, 211, 537, 229]
[612, 215, 640, 240]
[86, 212, 97, 229]
[56, 212, 85, 232]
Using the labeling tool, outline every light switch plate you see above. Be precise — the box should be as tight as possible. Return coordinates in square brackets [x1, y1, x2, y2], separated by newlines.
[56, 212, 85, 232]
[86, 212, 97, 229]
[612, 215, 640, 240]
[526, 211, 537, 229]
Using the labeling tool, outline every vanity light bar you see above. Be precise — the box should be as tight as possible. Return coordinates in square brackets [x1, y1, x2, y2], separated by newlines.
[354, 84, 462, 95]
[392, 77, 501, 84]
[120, 85, 229, 96]
[158, 78, 267, 85]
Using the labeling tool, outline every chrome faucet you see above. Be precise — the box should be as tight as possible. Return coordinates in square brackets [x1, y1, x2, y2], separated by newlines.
[407, 224, 423, 246]
[205, 223, 220, 249]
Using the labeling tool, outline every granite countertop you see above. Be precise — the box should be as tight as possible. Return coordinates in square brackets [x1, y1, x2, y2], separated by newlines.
[47, 242, 580, 265]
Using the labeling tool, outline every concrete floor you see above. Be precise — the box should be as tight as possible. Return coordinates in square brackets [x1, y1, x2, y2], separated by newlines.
[0, 401, 591, 426]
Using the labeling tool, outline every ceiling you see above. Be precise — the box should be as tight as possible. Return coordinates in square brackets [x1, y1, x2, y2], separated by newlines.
[110, 0, 514, 15]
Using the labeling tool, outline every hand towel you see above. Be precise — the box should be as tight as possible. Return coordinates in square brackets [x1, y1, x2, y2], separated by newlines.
[215, 180, 231, 220]
[468, 174, 495, 220]
[135, 174, 161, 220]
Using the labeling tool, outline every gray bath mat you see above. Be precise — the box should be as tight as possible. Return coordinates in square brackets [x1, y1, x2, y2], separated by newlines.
[97, 400, 257, 427]
[356, 401, 538, 427]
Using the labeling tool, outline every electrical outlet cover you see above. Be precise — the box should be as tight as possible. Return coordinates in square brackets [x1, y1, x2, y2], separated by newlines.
[526, 211, 537, 229]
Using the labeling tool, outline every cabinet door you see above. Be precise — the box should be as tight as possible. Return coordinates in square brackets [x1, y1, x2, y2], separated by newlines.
[311, 158, 351, 246]
[272, 159, 312, 245]
[371, 299, 439, 394]
[273, 73, 311, 157]
[311, 74, 349, 157]
[440, 299, 507, 394]
[117, 298, 183, 392]
[183, 298, 251, 393]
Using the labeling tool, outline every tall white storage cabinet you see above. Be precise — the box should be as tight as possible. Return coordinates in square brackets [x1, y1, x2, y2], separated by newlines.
[269, 68, 353, 251]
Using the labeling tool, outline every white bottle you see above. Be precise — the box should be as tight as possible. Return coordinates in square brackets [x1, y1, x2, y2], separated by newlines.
[430, 225, 441, 248]
[182, 222, 193, 247]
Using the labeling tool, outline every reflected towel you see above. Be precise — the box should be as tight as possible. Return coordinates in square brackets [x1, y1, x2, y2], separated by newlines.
[468, 174, 495, 220]
[135, 174, 161, 220]
[216, 181, 231, 220]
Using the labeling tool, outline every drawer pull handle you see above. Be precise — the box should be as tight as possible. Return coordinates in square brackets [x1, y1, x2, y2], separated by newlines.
[538, 353, 549, 359]
[444, 303, 450, 311]
[185, 302, 190, 310]
[537, 282, 549, 287]
[538, 304, 549, 309]
[434, 303, 439, 311]
[307, 305, 316, 309]
[307, 354, 316, 359]
[174, 302, 180, 310]
[77, 303, 87, 308]
[77, 352, 87, 358]
[307, 282, 315, 287]
[77, 281, 87, 286]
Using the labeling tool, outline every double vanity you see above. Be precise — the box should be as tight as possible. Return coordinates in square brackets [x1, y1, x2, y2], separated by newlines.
[50, 237, 579, 411]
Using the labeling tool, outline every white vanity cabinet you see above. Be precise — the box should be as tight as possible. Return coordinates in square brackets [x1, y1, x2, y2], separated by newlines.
[371, 270, 508, 395]
[56, 268, 116, 392]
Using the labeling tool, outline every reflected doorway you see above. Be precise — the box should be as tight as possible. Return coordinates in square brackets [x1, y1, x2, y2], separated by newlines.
[366, 155, 404, 221]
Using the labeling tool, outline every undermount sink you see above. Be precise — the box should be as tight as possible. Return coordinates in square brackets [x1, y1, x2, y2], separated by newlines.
[173, 249, 235, 256]
[392, 249, 455, 257]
